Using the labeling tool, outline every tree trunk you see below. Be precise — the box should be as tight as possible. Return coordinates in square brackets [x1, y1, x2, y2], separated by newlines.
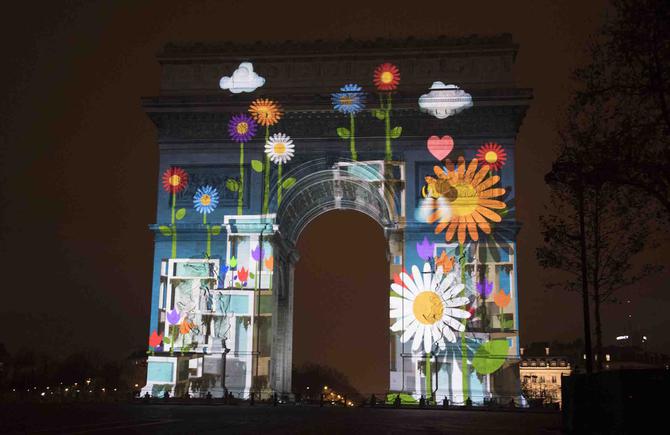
[577, 181, 593, 374]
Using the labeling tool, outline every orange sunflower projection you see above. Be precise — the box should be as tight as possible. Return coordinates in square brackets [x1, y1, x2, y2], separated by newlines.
[248, 98, 283, 127]
[373, 63, 400, 91]
[425, 156, 507, 245]
[475, 142, 507, 171]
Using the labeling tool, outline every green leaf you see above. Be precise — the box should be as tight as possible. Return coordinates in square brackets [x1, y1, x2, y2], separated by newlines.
[249, 272, 255, 279]
[234, 282, 242, 289]
[336, 127, 351, 139]
[159, 225, 172, 236]
[373, 109, 386, 120]
[175, 208, 186, 220]
[472, 339, 509, 375]
[390, 126, 402, 139]
[211, 226, 221, 236]
[389, 290, 402, 298]
[282, 177, 296, 189]
[229, 256, 237, 268]
[163, 336, 172, 344]
[501, 319, 515, 329]
[226, 179, 239, 192]
[251, 160, 264, 172]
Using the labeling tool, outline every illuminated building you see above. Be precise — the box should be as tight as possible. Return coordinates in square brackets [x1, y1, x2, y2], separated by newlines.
[140, 36, 531, 403]
[519, 347, 572, 407]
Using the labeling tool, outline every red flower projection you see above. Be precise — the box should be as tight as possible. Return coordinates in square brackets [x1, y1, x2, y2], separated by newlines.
[161, 166, 189, 194]
[476, 142, 507, 171]
[373, 63, 400, 91]
[149, 330, 163, 347]
[237, 267, 249, 283]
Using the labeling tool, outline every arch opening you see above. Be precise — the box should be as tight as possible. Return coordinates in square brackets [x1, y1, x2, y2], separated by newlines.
[292, 210, 390, 398]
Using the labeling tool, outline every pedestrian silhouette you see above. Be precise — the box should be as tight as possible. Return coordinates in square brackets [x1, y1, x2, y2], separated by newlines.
[394, 394, 401, 408]
[370, 394, 377, 407]
[442, 396, 449, 409]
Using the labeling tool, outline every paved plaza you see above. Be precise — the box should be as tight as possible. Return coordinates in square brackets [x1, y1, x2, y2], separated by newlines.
[1, 403, 561, 434]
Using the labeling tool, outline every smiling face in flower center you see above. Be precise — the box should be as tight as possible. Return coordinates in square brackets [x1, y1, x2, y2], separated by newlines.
[413, 291, 444, 325]
[485, 151, 498, 164]
[236, 122, 248, 134]
[381, 71, 393, 84]
[169, 175, 181, 186]
[200, 194, 211, 206]
[273, 142, 286, 155]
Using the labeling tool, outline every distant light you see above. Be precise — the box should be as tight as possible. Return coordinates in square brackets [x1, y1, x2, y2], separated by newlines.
[643, 336, 648, 341]
[616, 335, 629, 341]
[65, 388, 69, 392]
[41, 392, 45, 397]
[134, 384, 139, 388]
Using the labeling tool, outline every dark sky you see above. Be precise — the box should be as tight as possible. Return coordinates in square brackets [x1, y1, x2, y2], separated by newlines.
[1, 0, 668, 392]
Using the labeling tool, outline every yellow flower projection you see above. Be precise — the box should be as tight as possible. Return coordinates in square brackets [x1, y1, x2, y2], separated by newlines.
[425, 156, 506, 245]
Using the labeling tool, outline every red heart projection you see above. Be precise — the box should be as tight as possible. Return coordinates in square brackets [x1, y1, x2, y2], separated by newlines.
[427, 135, 454, 160]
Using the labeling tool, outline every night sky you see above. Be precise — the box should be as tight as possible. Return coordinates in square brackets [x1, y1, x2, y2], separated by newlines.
[1, 1, 668, 394]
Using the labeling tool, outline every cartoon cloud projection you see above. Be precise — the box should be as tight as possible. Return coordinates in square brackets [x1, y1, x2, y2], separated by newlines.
[418, 82, 473, 119]
[219, 62, 265, 93]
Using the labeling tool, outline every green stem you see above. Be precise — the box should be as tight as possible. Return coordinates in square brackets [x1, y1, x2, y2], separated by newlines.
[171, 192, 177, 258]
[277, 163, 283, 207]
[238, 142, 244, 215]
[385, 93, 392, 161]
[459, 244, 469, 401]
[204, 213, 211, 258]
[349, 113, 357, 161]
[263, 127, 270, 214]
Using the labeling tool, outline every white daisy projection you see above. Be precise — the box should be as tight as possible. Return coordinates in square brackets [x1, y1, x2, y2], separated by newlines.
[390, 263, 470, 353]
[264, 133, 295, 164]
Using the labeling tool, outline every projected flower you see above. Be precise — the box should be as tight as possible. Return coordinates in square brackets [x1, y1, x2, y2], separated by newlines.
[476, 281, 493, 298]
[425, 156, 507, 245]
[390, 263, 471, 352]
[251, 245, 264, 262]
[373, 63, 400, 91]
[416, 236, 434, 261]
[179, 319, 194, 335]
[476, 142, 507, 171]
[332, 84, 366, 114]
[264, 255, 274, 270]
[249, 98, 283, 127]
[237, 267, 249, 283]
[265, 133, 295, 164]
[161, 167, 189, 194]
[493, 289, 511, 308]
[228, 113, 258, 143]
[193, 185, 220, 214]
[149, 330, 163, 348]
[167, 309, 181, 325]
[435, 251, 455, 273]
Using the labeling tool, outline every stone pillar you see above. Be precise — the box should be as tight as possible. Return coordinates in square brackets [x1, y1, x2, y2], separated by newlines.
[269, 232, 300, 396]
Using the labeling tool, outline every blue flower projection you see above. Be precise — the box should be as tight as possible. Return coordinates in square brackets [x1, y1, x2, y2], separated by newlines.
[193, 185, 220, 214]
[331, 83, 366, 114]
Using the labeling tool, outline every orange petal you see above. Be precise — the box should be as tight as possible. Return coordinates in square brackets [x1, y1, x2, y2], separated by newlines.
[456, 156, 466, 181]
[471, 210, 492, 233]
[465, 215, 479, 241]
[479, 199, 506, 210]
[445, 219, 458, 241]
[476, 175, 501, 192]
[476, 205, 503, 222]
[433, 166, 448, 179]
[464, 158, 478, 182]
[457, 217, 467, 245]
[479, 188, 506, 199]
[472, 165, 489, 187]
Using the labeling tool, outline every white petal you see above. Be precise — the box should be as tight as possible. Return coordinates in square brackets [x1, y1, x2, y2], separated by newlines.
[444, 307, 471, 319]
[443, 315, 465, 332]
[437, 272, 455, 294]
[401, 271, 420, 297]
[390, 283, 407, 296]
[411, 265, 426, 292]
[390, 318, 404, 332]
[444, 296, 470, 308]
[423, 325, 432, 353]
[443, 282, 464, 300]
[412, 324, 424, 351]
[401, 319, 419, 343]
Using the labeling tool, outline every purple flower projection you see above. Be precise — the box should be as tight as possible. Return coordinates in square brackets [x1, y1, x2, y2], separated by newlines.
[476, 281, 494, 298]
[251, 245, 264, 262]
[228, 113, 258, 143]
[167, 309, 181, 325]
[416, 236, 435, 261]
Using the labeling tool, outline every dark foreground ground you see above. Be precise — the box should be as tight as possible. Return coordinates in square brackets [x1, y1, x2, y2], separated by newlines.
[0, 403, 561, 434]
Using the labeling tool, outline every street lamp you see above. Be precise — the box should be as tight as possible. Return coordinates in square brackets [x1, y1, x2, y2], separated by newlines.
[222, 340, 231, 397]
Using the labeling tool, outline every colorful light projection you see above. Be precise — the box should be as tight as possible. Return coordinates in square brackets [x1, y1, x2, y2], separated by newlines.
[148, 55, 519, 404]
[219, 62, 266, 93]
[333, 84, 367, 160]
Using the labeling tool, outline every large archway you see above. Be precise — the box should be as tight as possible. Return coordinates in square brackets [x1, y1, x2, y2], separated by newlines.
[293, 210, 389, 396]
[269, 162, 404, 394]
